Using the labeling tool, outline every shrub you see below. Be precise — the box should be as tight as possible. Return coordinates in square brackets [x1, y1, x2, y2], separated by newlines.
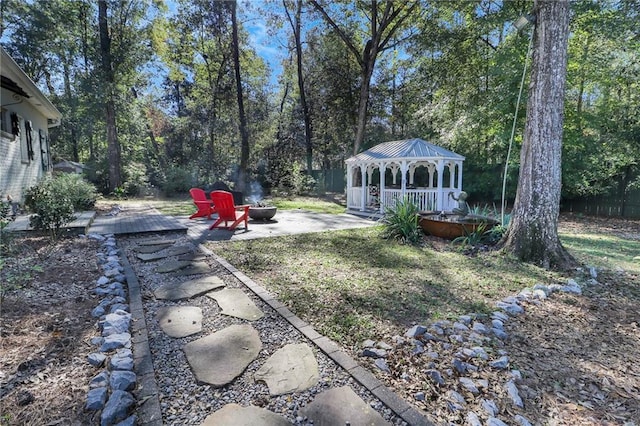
[121, 161, 150, 197]
[54, 173, 98, 210]
[291, 164, 317, 195]
[24, 178, 75, 239]
[380, 198, 423, 244]
[452, 223, 492, 247]
[162, 166, 195, 197]
[0, 202, 10, 225]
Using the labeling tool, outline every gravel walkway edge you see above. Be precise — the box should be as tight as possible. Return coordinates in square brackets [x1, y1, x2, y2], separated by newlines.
[119, 241, 163, 426]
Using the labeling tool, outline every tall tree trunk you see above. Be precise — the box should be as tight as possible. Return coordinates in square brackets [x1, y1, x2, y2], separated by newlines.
[98, 0, 121, 192]
[230, 0, 249, 193]
[501, 0, 575, 270]
[354, 53, 376, 155]
[310, 0, 418, 155]
[285, 0, 313, 172]
[63, 60, 79, 162]
[576, 36, 590, 134]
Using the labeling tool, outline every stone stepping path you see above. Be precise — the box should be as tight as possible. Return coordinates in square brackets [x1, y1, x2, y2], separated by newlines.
[137, 239, 176, 246]
[134, 243, 173, 253]
[300, 386, 390, 425]
[201, 404, 289, 426]
[144, 240, 401, 424]
[137, 245, 192, 261]
[156, 306, 202, 338]
[173, 261, 212, 276]
[207, 288, 264, 321]
[154, 276, 225, 300]
[254, 343, 319, 395]
[155, 260, 193, 273]
[177, 252, 207, 261]
[183, 324, 262, 387]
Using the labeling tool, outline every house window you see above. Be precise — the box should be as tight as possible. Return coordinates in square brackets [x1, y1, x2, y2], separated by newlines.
[0, 108, 7, 133]
[0, 109, 16, 140]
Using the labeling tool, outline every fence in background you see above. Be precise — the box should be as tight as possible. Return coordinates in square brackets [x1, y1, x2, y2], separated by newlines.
[311, 169, 345, 193]
[562, 188, 640, 219]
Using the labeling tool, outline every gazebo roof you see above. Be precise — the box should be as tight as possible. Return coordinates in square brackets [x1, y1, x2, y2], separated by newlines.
[345, 138, 465, 163]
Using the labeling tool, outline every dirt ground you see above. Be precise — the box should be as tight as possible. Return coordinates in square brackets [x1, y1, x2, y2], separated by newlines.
[0, 236, 100, 425]
[0, 214, 638, 425]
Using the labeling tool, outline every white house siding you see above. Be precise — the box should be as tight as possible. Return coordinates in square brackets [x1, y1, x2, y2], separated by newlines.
[0, 86, 52, 203]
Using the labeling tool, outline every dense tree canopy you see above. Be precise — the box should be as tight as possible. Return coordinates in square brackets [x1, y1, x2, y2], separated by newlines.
[0, 0, 637, 203]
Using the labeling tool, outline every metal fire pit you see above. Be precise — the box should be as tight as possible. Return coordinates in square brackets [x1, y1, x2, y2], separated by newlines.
[248, 206, 277, 221]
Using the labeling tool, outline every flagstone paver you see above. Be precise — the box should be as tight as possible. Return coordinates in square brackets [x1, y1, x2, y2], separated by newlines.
[177, 253, 207, 261]
[156, 306, 202, 338]
[155, 260, 193, 273]
[254, 343, 319, 395]
[137, 239, 177, 246]
[201, 403, 289, 426]
[206, 288, 264, 321]
[154, 276, 225, 300]
[300, 386, 391, 426]
[133, 243, 173, 254]
[137, 246, 193, 261]
[183, 324, 262, 387]
[173, 261, 213, 276]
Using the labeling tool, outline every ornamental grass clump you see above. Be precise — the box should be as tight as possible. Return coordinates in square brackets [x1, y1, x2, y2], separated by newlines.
[380, 198, 423, 244]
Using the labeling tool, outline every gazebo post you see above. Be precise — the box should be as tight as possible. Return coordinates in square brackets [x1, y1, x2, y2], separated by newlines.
[360, 165, 367, 212]
[346, 165, 353, 208]
[436, 160, 445, 211]
[379, 161, 386, 214]
[448, 162, 455, 189]
[400, 161, 408, 203]
[390, 164, 399, 185]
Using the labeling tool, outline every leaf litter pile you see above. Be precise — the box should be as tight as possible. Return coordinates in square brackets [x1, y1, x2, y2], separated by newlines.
[1, 236, 100, 425]
[0, 214, 638, 425]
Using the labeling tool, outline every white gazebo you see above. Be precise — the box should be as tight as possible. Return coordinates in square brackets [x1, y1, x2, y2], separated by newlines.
[345, 138, 465, 214]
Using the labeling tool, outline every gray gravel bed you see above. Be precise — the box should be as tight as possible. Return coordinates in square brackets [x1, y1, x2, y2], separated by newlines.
[120, 232, 407, 425]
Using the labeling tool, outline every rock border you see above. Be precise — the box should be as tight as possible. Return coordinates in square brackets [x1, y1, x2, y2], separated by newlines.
[82, 233, 162, 426]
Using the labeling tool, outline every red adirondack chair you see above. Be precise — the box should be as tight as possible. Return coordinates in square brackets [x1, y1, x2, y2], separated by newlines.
[209, 190, 250, 231]
[189, 188, 216, 220]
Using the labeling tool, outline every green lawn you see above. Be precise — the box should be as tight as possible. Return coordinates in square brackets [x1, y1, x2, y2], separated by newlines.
[102, 194, 346, 217]
[204, 225, 618, 349]
[560, 231, 640, 275]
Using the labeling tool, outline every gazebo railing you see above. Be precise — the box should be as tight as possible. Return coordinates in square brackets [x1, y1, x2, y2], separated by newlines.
[347, 187, 364, 209]
[348, 187, 455, 212]
[383, 189, 438, 212]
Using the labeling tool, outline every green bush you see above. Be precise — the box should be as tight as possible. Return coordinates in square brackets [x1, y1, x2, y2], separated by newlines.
[0, 202, 10, 223]
[452, 223, 492, 247]
[122, 161, 150, 196]
[24, 178, 75, 239]
[291, 164, 317, 195]
[162, 166, 195, 197]
[380, 198, 423, 244]
[54, 173, 98, 210]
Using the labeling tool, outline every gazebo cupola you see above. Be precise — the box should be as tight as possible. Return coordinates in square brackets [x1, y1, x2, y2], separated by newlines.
[345, 138, 465, 214]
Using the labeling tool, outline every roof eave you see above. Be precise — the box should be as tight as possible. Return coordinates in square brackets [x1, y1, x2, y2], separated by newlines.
[346, 155, 465, 163]
[1, 47, 62, 127]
